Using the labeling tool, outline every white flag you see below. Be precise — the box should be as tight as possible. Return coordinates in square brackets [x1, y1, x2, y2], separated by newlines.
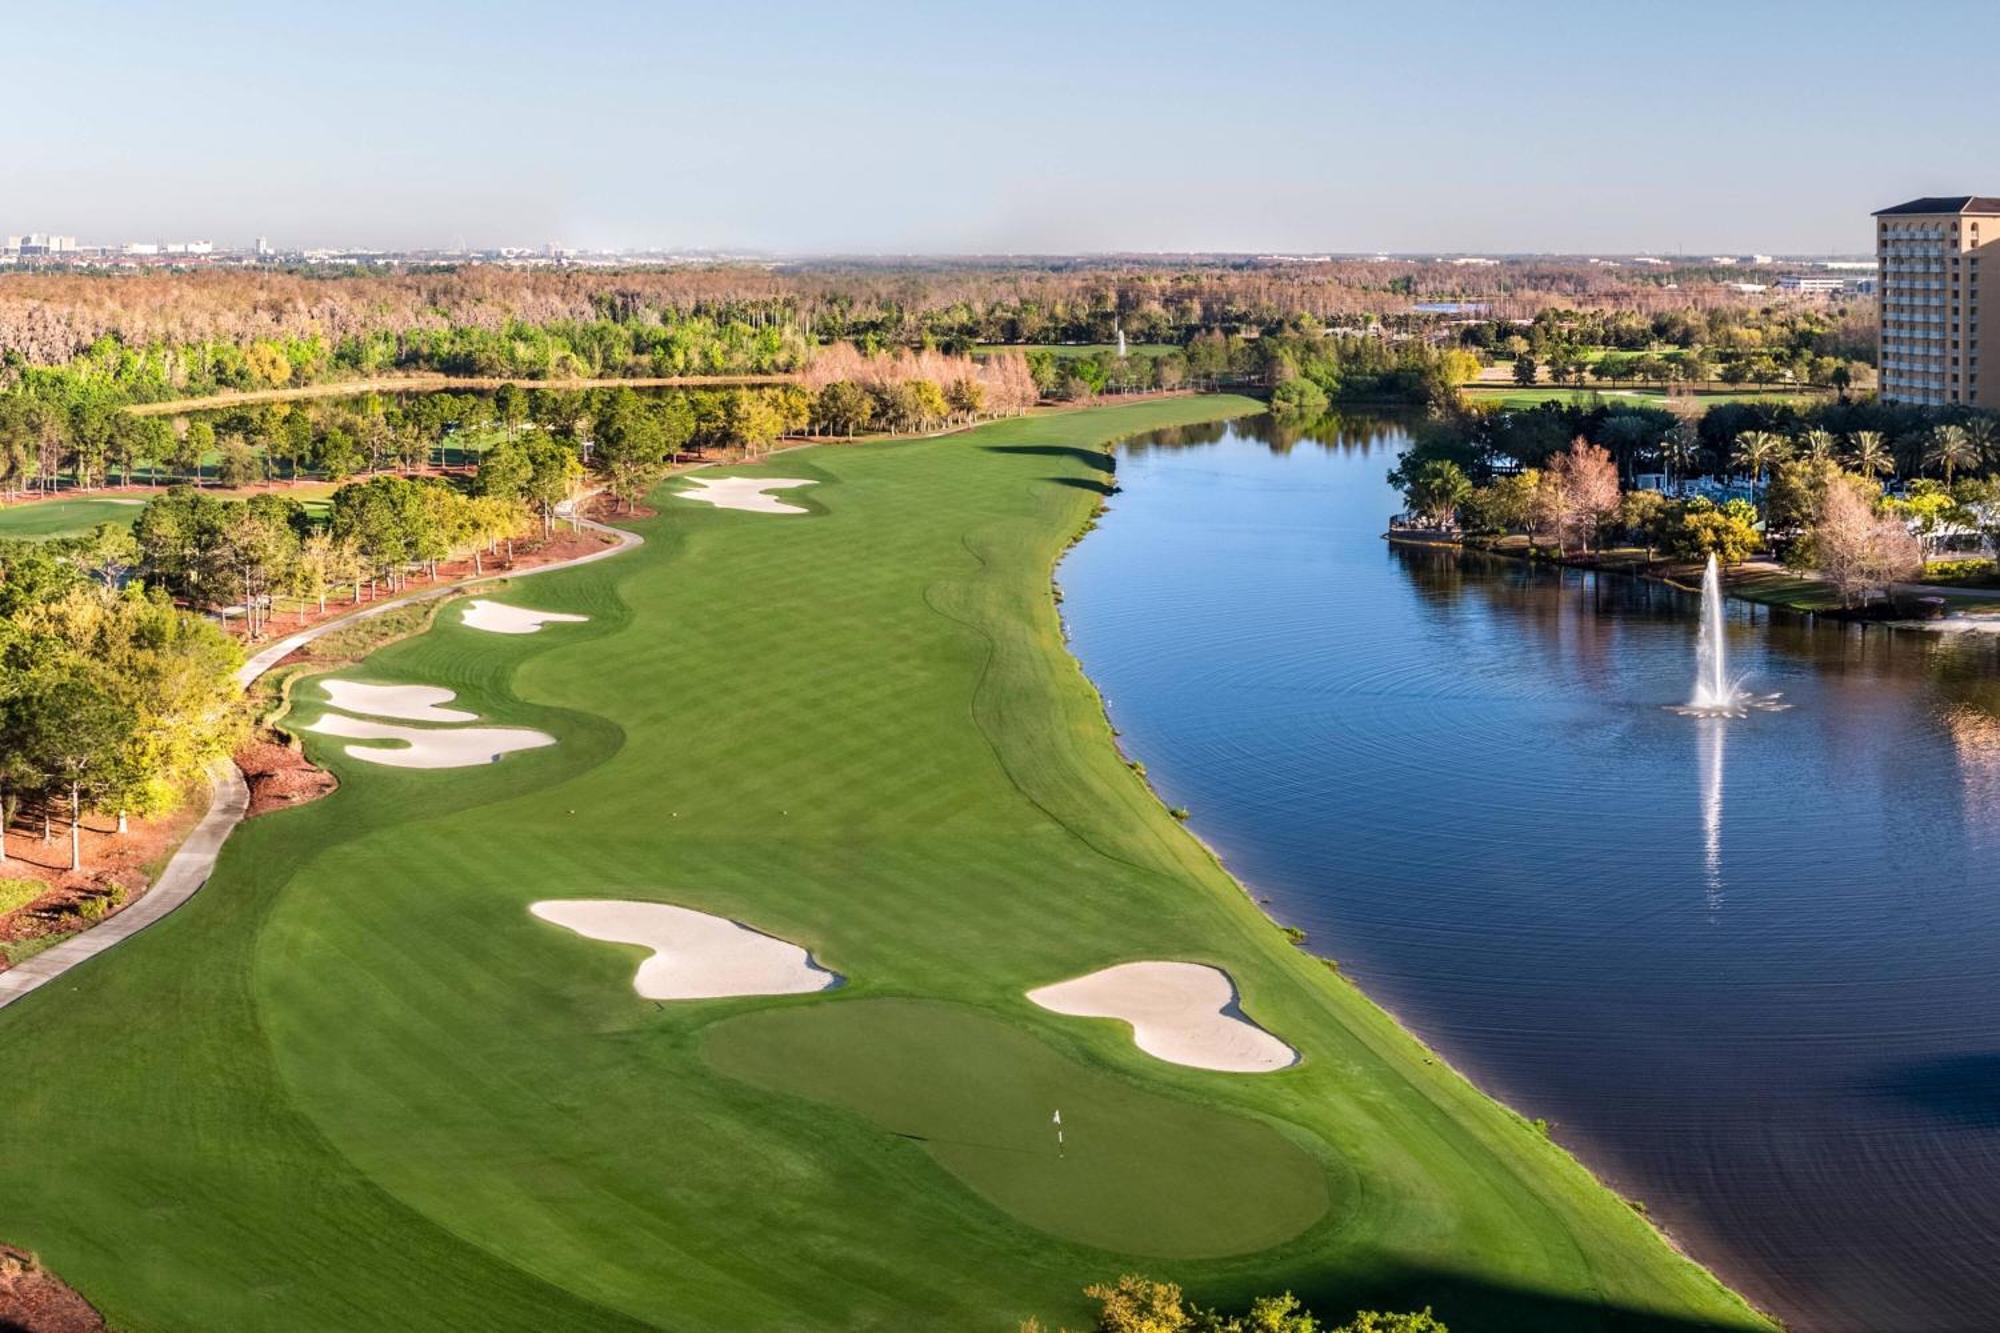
[1052, 1110, 1062, 1126]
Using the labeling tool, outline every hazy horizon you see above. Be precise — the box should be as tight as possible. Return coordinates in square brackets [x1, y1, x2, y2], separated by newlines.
[13, 0, 1994, 256]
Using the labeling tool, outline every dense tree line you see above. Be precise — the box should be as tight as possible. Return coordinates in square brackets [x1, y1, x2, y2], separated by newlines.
[0, 261, 1827, 402]
[132, 479, 539, 633]
[0, 540, 243, 872]
[1404, 395, 2000, 490]
[8, 316, 809, 405]
[1460, 304, 1873, 392]
[0, 346, 1046, 496]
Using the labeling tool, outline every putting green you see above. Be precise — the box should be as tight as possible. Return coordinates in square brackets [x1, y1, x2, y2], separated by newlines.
[704, 997, 1330, 1258]
[0, 396, 1769, 1332]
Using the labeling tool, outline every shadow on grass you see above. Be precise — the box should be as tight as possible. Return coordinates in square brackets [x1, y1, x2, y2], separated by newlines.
[1202, 1262, 1770, 1333]
[984, 444, 1115, 470]
[1045, 476, 1116, 497]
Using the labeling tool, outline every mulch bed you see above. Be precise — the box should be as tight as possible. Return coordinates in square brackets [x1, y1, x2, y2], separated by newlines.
[236, 736, 337, 819]
[0, 1245, 105, 1332]
[0, 795, 208, 968]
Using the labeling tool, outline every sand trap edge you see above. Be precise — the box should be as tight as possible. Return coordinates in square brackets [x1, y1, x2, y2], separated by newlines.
[1027, 960, 1298, 1074]
[530, 898, 843, 1000]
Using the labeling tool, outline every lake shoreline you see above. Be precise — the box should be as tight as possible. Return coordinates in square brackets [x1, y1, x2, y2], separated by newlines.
[1064, 416, 2000, 1329]
[1064, 418, 1773, 1329]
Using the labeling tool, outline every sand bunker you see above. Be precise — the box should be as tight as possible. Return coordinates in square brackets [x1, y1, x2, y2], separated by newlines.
[460, 599, 590, 635]
[530, 899, 839, 1000]
[303, 713, 555, 769]
[675, 476, 817, 515]
[1027, 962, 1297, 1073]
[319, 680, 479, 723]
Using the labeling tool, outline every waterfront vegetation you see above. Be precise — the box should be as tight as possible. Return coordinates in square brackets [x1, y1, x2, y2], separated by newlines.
[0, 397, 1768, 1331]
[1393, 394, 2000, 614]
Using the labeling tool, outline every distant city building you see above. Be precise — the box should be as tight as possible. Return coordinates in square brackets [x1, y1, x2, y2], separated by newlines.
[124, 242, 159, 255]
[1725, 281, 1769, 293]
[254, 236, 273, 256]
[9, 233, 77, 255]
[1776, 275, 1845, 295]
[1874, 195, 2000, 407]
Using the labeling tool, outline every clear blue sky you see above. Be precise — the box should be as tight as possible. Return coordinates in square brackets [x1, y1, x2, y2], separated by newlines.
[10, 0, 1996, 255]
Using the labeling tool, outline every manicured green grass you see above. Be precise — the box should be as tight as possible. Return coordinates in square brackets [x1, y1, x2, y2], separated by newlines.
[0, 496, 148, 540]
[0, 483, 339, 541]
[0, 397, 1768, 1332]
[977, 342, 1179, 360]
[705, 998, 1329, 1259]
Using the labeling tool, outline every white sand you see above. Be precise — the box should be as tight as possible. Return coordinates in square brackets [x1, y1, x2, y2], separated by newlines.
[1027, 961, 1297, 1073]
[303, 712, 556, 769]
[675, 476, 817, 515]
[460, 599, 590, 635]
[530, 899, 839, 999]
[320, 680, 479, 723]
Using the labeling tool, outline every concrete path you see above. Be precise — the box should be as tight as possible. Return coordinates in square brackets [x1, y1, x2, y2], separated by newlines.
[0, 514, 643, 1013]
[0, 767, 248, 1009]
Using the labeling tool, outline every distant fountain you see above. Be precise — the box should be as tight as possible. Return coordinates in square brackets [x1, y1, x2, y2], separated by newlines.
[1692, 555, 1733, 709]
[1116, 325, 1128, 358]
[1674, 555, 1786, 717]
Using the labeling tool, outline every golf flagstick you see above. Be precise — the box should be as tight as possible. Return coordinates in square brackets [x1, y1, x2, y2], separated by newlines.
[1053, 1108, 1063, 1158]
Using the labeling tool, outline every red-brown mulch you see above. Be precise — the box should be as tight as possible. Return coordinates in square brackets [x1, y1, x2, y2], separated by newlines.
[0, 1245, 106, 1332]
[0, 801, 199, 909]
[0, 791, 209, 968]
[583, 493, 656, 521]
[236, 736, 337, 819]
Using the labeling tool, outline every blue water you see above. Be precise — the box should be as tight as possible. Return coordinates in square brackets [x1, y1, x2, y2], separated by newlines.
[1058, 415, 2000, 1333]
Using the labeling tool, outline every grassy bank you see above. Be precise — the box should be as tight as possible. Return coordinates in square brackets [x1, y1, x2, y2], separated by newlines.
[0, 396, 1767, 1331]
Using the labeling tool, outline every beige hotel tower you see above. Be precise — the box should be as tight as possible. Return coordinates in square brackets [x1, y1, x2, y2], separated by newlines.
[1875, 197, 2000, 408]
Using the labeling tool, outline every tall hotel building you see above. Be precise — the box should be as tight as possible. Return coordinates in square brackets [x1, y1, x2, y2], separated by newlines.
[1875, 197, 2000, 407]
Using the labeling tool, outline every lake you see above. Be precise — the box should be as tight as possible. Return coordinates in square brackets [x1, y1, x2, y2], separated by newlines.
[1057, 413, 2000, 1333]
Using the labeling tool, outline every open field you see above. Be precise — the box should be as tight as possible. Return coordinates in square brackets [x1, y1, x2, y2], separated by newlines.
[0, 398, 1766, 1332]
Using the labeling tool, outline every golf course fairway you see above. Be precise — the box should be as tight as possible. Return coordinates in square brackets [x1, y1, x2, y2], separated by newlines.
[0, 396, 1770, 1332]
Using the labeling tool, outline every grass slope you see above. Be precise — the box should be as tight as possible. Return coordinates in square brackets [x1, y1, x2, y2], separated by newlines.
[0, 397, 1768, 1332]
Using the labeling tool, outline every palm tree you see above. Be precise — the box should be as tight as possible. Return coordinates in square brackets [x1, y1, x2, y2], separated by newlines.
[1660, 421, 1700, 488]
[1964, 415, 1999, 472]
[1847, 430, 1893, 481]
[1926, 423, 1977, 485]
[1731, 430, 1790, 487]
[1800, 428, 1838, 465]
